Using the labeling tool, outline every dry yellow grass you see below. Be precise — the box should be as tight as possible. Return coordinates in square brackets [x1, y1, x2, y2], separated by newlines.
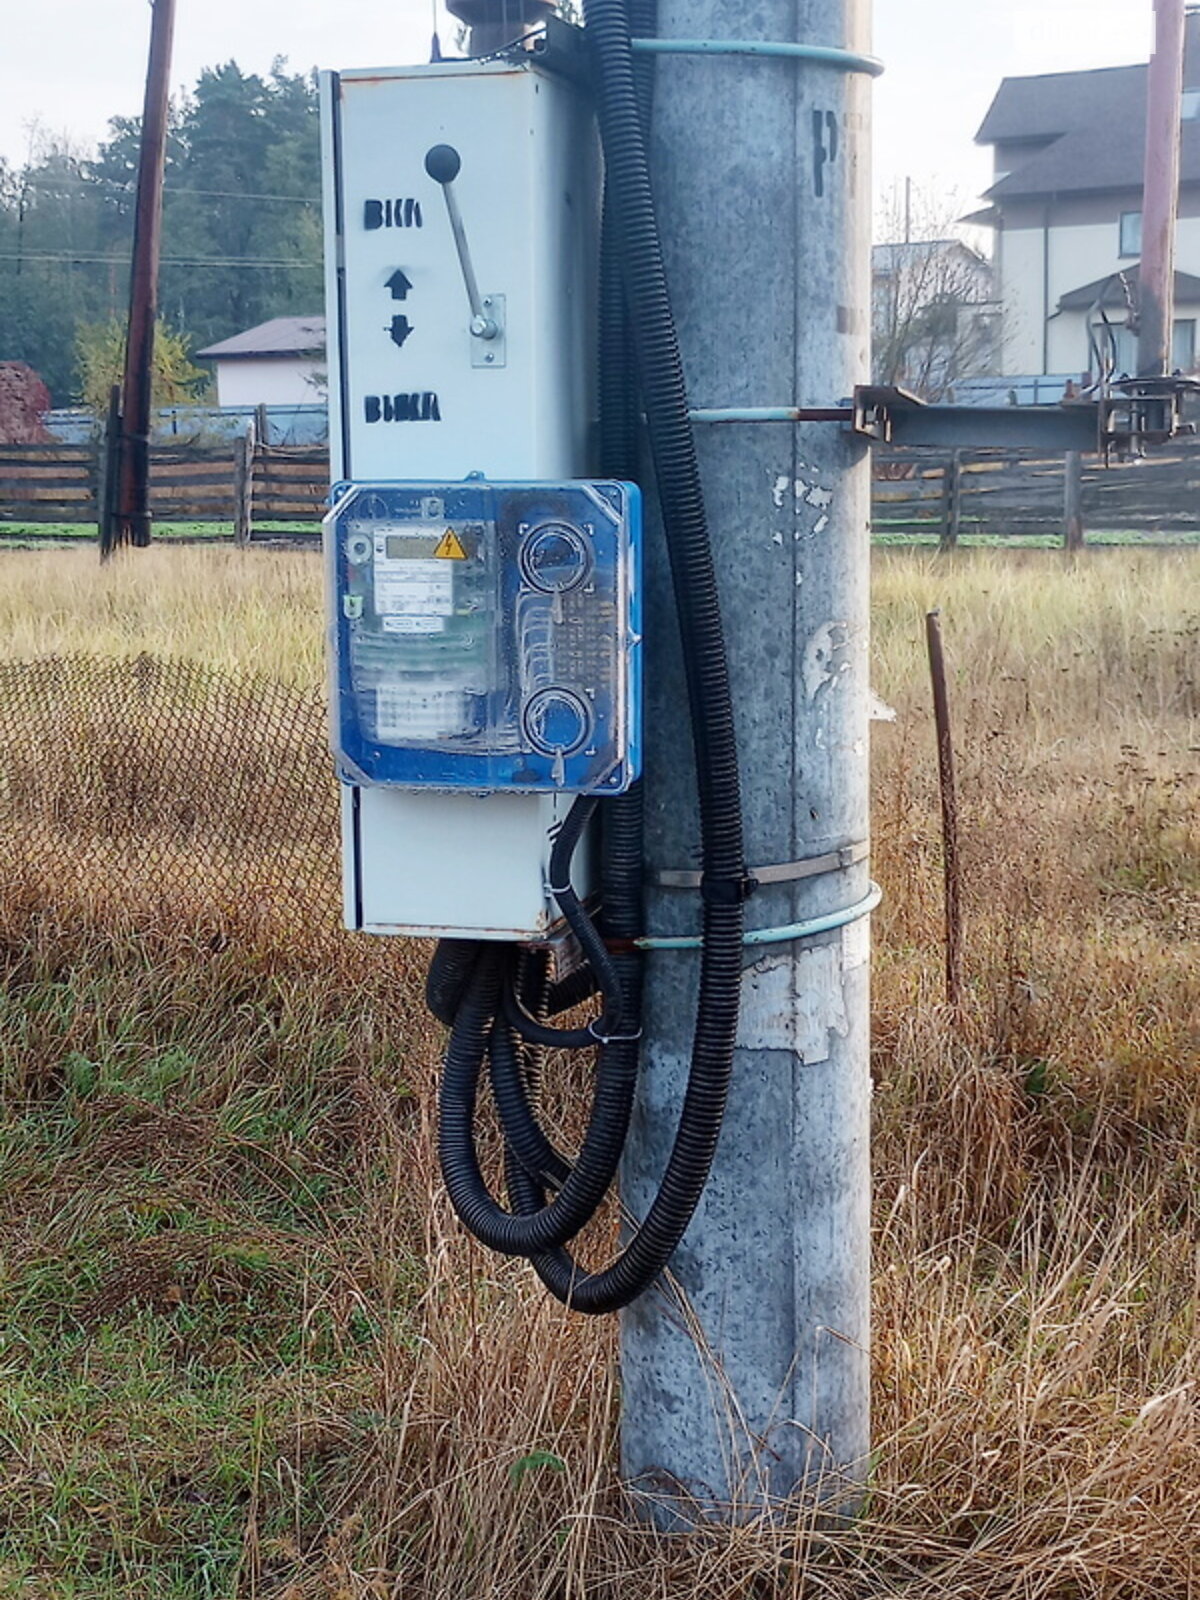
[0, 545, 324, 688]
[0, 543, 1196, 1596]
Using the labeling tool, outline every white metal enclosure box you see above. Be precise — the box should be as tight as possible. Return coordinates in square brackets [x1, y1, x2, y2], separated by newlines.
[320, 57, 601, 940]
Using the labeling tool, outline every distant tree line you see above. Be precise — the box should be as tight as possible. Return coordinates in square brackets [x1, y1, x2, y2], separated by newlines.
[0, 60, 322, 406]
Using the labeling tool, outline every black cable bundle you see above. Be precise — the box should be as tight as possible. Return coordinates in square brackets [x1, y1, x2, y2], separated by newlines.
[432, 0, 748, 1313]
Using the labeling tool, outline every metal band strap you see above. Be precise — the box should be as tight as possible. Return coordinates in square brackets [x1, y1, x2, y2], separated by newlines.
[654, 839, 870, 892]
[629, 39, 886, 79]
[635, 882, 883, 953]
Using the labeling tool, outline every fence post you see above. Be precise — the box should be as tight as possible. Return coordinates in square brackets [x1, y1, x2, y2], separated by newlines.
[940, 449, 962, 550]
[99, 384, 122, 560]
[1063, 451, 1085, 551]
[233, 422, 254, 546]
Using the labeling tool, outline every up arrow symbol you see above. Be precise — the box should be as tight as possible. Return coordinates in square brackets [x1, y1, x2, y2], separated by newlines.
[385, 269, 413, 300]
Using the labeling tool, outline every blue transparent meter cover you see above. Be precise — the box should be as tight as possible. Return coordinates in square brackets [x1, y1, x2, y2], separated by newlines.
[328, 479, 642, 794]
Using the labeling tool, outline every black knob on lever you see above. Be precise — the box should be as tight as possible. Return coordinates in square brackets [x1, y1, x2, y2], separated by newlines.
[424, 144, 462, 186]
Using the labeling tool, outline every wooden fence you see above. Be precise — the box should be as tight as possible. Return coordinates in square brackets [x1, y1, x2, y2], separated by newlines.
[0, 437, 329, 540]
[5, 430, 1200, 545]
[873, 437, 1200, 544]
[0, 443, 97, 522]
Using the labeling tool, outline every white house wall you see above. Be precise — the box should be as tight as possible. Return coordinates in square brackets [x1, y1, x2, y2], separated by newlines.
[998, 200, 1200, 376]
[1048, 309, 1096, 374]
[214, 357, 326, 408]
[997, 226, 1046, 373]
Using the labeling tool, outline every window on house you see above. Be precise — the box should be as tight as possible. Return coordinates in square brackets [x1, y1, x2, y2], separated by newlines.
[1091, 319, 1198, 376]
[1182, 88, 1200, 120]
[1119, 211, 1143, 257]
[1172, 318, 1196, 372]
[1108, 324, 1138, 375]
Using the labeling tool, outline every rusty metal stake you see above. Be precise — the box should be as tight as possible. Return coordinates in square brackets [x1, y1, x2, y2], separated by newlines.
[926, 609, 963, 1012]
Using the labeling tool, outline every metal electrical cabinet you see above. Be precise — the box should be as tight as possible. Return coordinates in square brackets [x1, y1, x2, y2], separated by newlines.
[319, 57, 608, 941]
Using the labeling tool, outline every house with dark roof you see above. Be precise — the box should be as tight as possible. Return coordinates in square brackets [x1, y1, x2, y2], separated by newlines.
[872, 239, 1000, 398]
[196, 316, 326, 408]
[973, 13, 1200, 379]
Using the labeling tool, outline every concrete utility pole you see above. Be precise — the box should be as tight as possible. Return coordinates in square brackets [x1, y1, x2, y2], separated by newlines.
[621, 0, 874, 1523]
[1138, 0, 1186, 377]
[111, 0, 176, 551]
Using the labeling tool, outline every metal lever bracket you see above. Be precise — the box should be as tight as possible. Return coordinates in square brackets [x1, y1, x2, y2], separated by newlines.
[424, 143, 507, 369]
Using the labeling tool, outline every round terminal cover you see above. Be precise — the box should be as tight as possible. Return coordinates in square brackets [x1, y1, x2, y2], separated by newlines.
[523, 687, 592, 756]
[520, 521, 591, 594]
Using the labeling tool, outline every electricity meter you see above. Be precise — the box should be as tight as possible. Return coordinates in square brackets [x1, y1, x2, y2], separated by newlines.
[328, 478, 642, 795]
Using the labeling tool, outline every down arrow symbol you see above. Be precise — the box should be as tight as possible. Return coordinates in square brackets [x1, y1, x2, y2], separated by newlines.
[388, 315, 414, 350]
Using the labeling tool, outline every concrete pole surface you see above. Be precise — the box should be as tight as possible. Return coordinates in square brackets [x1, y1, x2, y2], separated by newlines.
[1138, 0, 1186, 377]
[620, 0, 873, 1525]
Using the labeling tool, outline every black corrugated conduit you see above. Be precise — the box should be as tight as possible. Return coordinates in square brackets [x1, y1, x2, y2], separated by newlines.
[432, 0, 747, 1312]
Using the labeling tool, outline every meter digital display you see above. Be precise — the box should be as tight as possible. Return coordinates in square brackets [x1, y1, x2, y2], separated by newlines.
[328, 479, 642, 794]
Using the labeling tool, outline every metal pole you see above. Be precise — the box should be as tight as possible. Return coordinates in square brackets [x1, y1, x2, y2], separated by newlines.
[1138, 0, 1185, 378]
[621, 0, 873, 1524]
[114, 0, 176, 550]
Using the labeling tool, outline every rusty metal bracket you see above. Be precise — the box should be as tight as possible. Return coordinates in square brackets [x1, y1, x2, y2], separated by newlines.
[686, 386, 1199, 459]
[851, 385, 1104, 453]
[1102, 375, 1200, 457]
[852, 380, 1199, 460]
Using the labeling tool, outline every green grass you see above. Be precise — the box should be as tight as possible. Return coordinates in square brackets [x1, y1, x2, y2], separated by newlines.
[0, 910, 426, 1596]
[9, 520, 1200, 551]
[0, 522, 318, 547]
[872, 525, 1200, 546]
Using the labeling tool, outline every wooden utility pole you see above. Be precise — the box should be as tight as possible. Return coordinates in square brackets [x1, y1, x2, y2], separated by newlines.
[109, 0, 176, 553]
[1138, 0, 1186, 378]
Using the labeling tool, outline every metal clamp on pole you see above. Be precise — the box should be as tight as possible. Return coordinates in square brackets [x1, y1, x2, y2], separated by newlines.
[655, 838, 870, 891]
[636, 883, 883, 953]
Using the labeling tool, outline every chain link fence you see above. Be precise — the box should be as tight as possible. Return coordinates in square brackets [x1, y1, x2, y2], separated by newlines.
[0, 655, 341, 928]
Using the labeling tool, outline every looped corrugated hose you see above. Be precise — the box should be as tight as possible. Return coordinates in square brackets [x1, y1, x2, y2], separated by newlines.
[433, 0, 747, 1312]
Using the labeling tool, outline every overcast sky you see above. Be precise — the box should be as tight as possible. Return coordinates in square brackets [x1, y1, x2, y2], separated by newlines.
[2, 0, 1153, 216]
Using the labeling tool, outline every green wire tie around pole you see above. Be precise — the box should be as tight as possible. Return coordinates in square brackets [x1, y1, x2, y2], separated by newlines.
[629, 39, 885, 78]
[636, 883, 883, 952]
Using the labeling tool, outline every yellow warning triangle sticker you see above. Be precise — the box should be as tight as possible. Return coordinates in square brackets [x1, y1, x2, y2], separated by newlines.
[433, 528, 467, 560]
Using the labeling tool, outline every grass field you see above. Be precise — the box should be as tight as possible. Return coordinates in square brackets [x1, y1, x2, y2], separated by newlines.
[0, 544, 1196, 1597]
[0, 524, 318, 552]
[5, 519, 1200, 553]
